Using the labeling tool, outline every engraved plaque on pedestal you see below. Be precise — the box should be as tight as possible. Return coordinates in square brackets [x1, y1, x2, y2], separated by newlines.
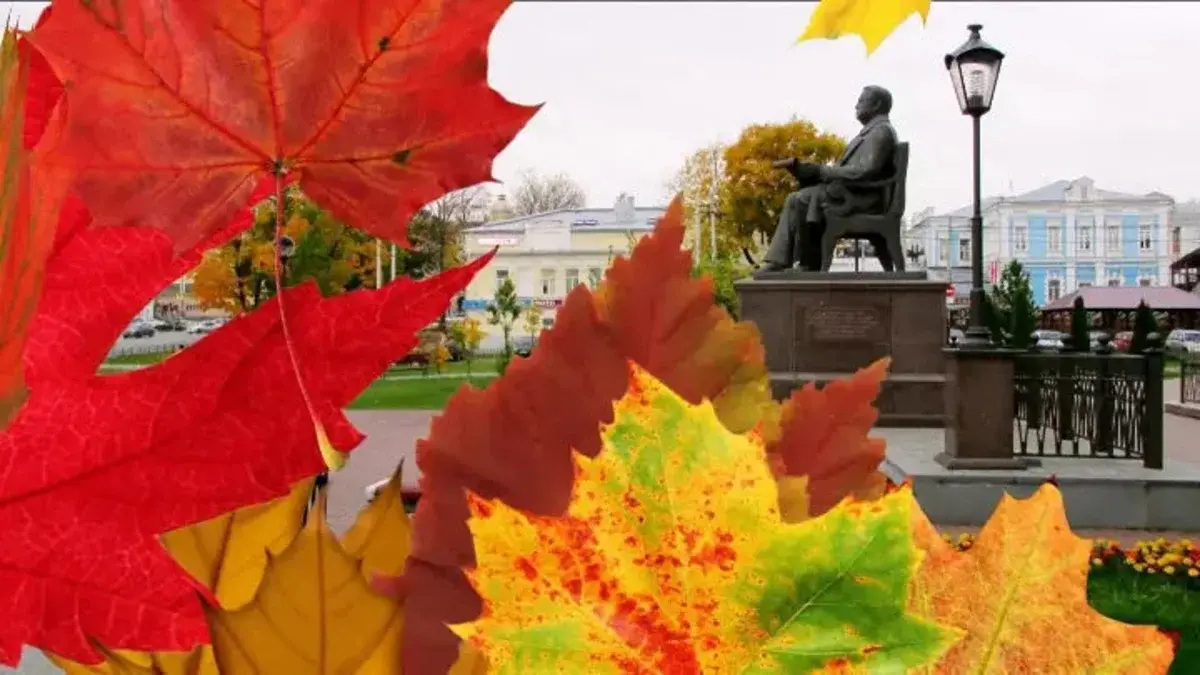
[795, 302, 890, 373]
[736, 272, 949, 427]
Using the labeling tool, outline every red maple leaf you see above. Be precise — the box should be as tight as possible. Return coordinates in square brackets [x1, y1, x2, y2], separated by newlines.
[766, 358, 891, 519]
[27, 0, 538, 253]
[0, 190, 492, 664]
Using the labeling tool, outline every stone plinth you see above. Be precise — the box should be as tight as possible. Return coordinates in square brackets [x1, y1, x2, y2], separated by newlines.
[735, 271, 947, 427]
[937, 348, 1035, 470]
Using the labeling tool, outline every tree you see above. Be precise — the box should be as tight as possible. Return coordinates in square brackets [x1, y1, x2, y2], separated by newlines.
[462, 317, 486, 374]
[986, 260, 1038, 349]
[719, 118, 846, 252]
[1069, 296, 1090, 353]
[693, 250, 748, 319]
[487, 276, 521, 374]
[668, 142, 743, 259]
[509, 169, 586, 216]
[1130, 301, 1158, 354]
[190, 187, 381, 315]
[522, 304, 544, 339]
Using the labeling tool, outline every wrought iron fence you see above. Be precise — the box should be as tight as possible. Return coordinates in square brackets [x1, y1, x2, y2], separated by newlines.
[1013, 342, 1164, 469]
[1181, 355, 1200, 404]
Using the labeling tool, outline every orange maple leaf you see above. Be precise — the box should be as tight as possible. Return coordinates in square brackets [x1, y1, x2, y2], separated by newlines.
[27, 0, 538, 253]
[403, 197, 779, 674]
[766, 358, 891, 521]
[909, 485, 1175, 673]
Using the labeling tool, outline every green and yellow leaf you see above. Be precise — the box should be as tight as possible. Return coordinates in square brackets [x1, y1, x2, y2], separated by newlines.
[451, 364, 958, 672]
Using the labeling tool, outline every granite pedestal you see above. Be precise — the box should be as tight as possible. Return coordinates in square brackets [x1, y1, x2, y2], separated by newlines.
[735, 271, 948, 427]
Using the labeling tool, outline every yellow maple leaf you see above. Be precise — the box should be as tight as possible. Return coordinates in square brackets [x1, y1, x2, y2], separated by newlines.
[452, 364, 957, 672]
[909, 485, 1176, 673]
[163, 478, 315, 611]
[51, 469, 485, 674]
[799, 0, 932, 55]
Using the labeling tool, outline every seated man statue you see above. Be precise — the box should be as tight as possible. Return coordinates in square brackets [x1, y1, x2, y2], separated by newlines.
[759, 85, 899, 272]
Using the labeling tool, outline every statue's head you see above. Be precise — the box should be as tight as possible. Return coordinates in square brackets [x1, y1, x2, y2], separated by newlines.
[855, 85, 893, 124]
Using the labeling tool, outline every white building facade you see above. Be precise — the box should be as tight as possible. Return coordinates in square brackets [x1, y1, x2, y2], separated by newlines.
[907, 177, 1176, 306]
[460, 196, 666, 345]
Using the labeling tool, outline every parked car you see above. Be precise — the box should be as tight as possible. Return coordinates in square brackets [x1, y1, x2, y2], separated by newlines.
[121, 321, 155, 338]
[947, 328, 965, 346]
[1033, 329, 1065, 351]
[395, 348, 430, 367]
[512, 335, 536, 358]
[1087, 330, 1109, 351]
[1113, 331, 1134, 353]
[186, 319, 223, 335]
[1165, 329, 1200, 357]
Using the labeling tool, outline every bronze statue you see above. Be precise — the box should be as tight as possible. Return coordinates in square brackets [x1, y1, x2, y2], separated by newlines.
[759, 85, 900, 272]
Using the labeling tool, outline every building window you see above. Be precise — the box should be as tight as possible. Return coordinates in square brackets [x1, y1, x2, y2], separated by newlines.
[495, 269, 509, 286]
[1105, 224, 1120, 250]
[1013, 225, 1028, 253]
[565, 268, 580, 291]
[1047, 278, 1062, 302]
[1173, 226, 1182, 256]
[1076, 217, 1093, 253]
[938, 236, 949, 265]
[1107, 277, 1121, 287]
[539, 268, 556, 296]
[958, 237, 970, 264]
[1047, 224, 1062, 254]
[1078, 282, 1093, 288]
[587, 267, 603, 287]
[1139, 277, 1153, 287]
[1139, 224, 1153, 251]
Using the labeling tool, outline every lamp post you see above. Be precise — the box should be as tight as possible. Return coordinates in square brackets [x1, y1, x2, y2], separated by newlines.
[945, 24, 1005, 348]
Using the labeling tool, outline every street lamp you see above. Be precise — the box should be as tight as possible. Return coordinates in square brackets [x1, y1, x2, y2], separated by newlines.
[946, 24, 1005, 348]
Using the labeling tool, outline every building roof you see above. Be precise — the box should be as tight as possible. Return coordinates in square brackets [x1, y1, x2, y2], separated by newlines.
[1042, 285, 1200, 312]
[466, 204, 667, 234]
[934, 177, 1173, 219]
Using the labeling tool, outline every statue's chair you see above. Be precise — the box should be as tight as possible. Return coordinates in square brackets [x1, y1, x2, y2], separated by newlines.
[819, 142, 909, 272]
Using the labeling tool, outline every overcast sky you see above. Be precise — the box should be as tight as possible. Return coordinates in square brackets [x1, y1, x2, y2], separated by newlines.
[6, 2, 1195, 216]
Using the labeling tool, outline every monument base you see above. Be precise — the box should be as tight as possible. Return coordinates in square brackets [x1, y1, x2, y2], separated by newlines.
[933, 452, 1042, 470]
[736, 271, 949, 428]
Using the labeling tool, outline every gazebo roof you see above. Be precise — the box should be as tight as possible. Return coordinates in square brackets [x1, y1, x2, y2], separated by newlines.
[1042, 285, 1200, 312]
[1171, 245, 1200, 271]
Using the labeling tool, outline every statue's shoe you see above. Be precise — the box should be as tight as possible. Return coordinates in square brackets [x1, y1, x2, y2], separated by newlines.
[757, 262, 789, 273]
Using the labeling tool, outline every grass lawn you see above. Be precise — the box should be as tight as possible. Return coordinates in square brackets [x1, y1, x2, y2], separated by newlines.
[1089, 566, 1200, 672]
[105, 351, 177, 365]
[349, 375, 497, 410]
[388, 355, 500, 376]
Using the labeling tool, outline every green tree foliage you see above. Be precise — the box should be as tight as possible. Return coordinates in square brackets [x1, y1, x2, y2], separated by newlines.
[1130, 301, 1158, 354]
[986, 260, 1038, 349]
[1069, 296, 1090, 353]
[487, 276, 521, 374]
[693, 250, 749, 319]
[192, 187, 381, 314]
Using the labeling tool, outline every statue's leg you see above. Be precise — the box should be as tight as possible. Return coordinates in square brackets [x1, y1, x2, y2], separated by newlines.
[762, 192, 802, 269]
[799, 187, 824, 271]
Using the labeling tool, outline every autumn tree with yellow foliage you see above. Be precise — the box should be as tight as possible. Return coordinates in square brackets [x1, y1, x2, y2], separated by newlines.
[721, 118, 846, 250]
[670, 119, 844, 262]
[191, 187, 385, 315]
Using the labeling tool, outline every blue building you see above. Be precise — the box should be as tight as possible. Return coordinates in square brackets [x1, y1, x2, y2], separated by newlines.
[907, 177, 1176, 307]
